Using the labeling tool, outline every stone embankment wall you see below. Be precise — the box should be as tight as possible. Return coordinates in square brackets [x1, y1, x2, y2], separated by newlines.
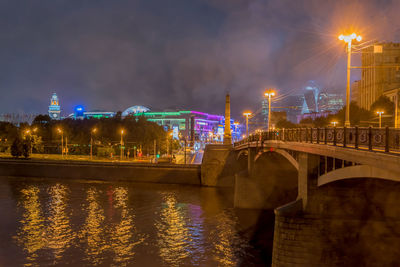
[272, 179, 400, 266]
[0, 159, 201, 185]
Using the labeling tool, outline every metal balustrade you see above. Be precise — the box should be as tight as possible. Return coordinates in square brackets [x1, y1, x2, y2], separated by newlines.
[234, 127, 400, 154]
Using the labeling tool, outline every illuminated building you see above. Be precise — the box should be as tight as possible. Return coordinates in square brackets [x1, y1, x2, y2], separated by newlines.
[62, 103, 242, 146]
[48, 93, 61, 120]
[358, 43, 400, 110]
[129, 110, 242, 148]
[122, 106, 150, 116]
[67, 105, 116, 119]
[318, 93, 344, 113]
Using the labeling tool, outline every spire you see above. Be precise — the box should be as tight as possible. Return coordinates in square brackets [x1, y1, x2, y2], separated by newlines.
[224, 93, 232, 145]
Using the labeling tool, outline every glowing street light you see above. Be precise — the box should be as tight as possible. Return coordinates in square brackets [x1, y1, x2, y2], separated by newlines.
[264, 89, 276, 131]
[57, 128, 64, 157]
[120, 129, 125, 161]
[338, 32, 362, 127]
[90, 128, 97, 160]
[376, 111, 384, 128]
[243, 111, 252, 137]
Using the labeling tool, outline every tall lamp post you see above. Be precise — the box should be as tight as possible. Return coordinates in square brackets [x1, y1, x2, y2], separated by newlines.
[120, 129, 124, 161]
[57, 128, 63, 157]
[339, 33, 362, 127]
[377, 111, 384, 128]
[264, 89, 276, 131]
[243, 111, 252, 137]
[90, 128, 97, 160]
[24, 127, 38, 155]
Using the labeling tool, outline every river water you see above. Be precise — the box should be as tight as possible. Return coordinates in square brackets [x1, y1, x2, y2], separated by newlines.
[0, 177, 274, 266]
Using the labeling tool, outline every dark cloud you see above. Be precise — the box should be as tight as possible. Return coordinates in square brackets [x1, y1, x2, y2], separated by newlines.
[0, 0, 399, 118]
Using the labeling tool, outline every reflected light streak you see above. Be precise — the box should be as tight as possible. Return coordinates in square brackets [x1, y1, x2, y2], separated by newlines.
[78, 187, 107, 265]
[156, 193, 191, 266]
[14, 185, 46, 265]
[46, 184, 75, 263]
[111, 187, 145, 266]
[211, 210, 248, 266]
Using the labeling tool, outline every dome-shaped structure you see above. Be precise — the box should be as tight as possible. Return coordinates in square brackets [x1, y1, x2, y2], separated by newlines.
[122, 106, 150, 116]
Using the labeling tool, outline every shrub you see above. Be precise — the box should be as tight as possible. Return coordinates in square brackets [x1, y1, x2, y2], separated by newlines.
[11, 137, 23, 158]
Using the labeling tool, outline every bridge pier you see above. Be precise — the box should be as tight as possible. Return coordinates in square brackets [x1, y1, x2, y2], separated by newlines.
[201, 144, 235, 187]
[234, 151, 298, 209]
[297, 152, 319, 211]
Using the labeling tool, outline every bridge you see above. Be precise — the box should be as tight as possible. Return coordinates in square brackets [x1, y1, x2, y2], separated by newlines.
[201, 127, 400, 266]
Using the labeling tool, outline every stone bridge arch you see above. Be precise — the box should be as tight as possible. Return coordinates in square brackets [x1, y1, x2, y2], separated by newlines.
[235, 150, 298, 209]
[318, 165, 400, 186]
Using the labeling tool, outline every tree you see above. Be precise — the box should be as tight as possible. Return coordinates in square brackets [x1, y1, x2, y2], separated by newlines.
[313, 116, 329, 127]
[22, 141, 29, 158]
[370, 95, 395, 127]
[276, 119, 297, 129]
[10, 137, 23, 158]
[336, 101, 372, 126]
[370, 95, 394, 115]
[32, 114, 51, 125]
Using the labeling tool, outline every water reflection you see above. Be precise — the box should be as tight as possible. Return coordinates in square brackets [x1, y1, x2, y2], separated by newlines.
[8, 181, 262, 266]
[15, 185, 46, 266]
[46, 184, 75, 263]
[78, 187, 107, 265]
[156, 193, 192, 266]
[110, 186, 145, 266]
[211, 209, 246, 266]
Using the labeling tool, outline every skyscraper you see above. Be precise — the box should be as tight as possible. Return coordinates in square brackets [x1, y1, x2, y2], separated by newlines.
[359, 43, 400, 110]
[48, 93, 61, 120]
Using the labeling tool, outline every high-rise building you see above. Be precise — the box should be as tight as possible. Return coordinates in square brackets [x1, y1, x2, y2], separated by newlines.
[358, 43, 400, 110]
[351, 80, 361, 104]
[318, 93, 344, 113]
[48, 93, 61, 120]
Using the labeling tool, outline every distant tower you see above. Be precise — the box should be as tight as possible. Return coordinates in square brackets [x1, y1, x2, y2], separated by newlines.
[224, 93, 232, 145]
[48, 93, 61, 120]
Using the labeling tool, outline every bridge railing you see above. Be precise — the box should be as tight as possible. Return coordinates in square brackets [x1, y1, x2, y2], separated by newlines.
[234, 127, 400, 153]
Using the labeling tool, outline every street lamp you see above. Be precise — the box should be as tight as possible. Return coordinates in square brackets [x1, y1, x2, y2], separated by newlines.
[376, 111, 384, 128]
[120, 129, 124, 161]
[264, 89, 276, 131]
[90, 128, 97, 160]
[243, 111, 252, 137]
[57, 128, 63, 157]
[338, 33, 362, 127]
[179, 133, 187, 165]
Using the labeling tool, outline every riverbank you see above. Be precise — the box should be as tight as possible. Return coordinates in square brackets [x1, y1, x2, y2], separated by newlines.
[0, 158, 201, 185]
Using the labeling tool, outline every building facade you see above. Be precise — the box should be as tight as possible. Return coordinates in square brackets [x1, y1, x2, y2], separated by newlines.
[126, 109, 242, 148]
[358, 43, 400, 110]
[48, 93, 61, 120]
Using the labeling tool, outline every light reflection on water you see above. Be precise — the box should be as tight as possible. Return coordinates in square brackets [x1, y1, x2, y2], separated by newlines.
[2, 179, 269, 266]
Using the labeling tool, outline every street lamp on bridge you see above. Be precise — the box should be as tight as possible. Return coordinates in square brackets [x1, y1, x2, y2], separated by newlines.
[243, 111, 252, 137]
[377, 111, 384, 128]
[264, 89, 276, 131]
[338, 32, 362, 127]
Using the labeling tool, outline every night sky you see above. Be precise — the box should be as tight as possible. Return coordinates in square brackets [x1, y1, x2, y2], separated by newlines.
[0, 0, 399, 118]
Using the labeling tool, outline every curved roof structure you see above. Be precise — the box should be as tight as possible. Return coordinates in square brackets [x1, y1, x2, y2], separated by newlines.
[122, 106, 150, 116]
